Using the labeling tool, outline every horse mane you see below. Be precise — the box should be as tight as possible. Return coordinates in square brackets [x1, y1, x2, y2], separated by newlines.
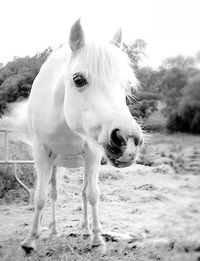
[43, 40, 138, 100]
[69, 43, 138, 95]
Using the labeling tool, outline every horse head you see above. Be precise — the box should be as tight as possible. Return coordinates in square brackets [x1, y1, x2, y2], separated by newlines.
[64, 19, 143, 168]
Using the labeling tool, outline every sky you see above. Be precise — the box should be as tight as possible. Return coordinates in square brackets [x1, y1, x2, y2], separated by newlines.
[0, 0, 200, 68]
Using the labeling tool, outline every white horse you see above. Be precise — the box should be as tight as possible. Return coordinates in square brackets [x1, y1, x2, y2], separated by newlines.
[10, 19, 143, 253]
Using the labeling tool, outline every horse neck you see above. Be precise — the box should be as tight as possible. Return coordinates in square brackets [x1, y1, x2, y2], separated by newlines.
[45, 44, 70, 73]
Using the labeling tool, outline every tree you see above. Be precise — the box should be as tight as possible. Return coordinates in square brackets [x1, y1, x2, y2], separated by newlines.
[128, 66, 160, 121]
[167, 73, 200, 133]
[179, 74, 200, 133]
[123, 39, 147, 70]
[156, 54, 200, 117]
[157, 67, 188, 116]
[0, 48, 52, 114]
[123, 40, 160, 122]
[195, 51, 200, 65]
[160, 55, 195, 71]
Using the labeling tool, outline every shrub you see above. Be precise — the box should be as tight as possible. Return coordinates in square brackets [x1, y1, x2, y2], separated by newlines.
[166, 107, 200, 134]
[143, 122, 165, 132]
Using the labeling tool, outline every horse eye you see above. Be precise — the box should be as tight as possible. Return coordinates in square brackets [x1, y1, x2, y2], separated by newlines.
[73, 74, 87, 88]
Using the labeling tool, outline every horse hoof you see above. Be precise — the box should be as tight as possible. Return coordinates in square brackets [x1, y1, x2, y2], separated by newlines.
[21, 240, 36, 254]
[49, 232, 60, 241]
[82, 228, 92, 239]
[49, 228, 59, 238]
[91, 243, 107, 255]
[41, 226, 48, 232]
[91, 234, 106, 254]
[49, 232, 59, 238]
[82, 234, 91, 240]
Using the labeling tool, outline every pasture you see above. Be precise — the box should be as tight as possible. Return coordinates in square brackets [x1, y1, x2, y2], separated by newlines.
[0, 133, 200, 261]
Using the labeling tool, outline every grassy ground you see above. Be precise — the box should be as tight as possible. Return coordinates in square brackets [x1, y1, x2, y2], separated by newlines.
[0, 132, 200, 260]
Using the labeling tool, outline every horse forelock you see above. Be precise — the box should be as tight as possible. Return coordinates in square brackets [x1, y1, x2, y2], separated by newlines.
[68, 43, 138, 95]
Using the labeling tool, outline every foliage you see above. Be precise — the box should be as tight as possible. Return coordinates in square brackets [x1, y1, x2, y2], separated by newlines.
[156, 67, 188, 116]
[166, 112, 187, 133]
[0, 40, 199, 135]
[167, 74, 200, 133]
[0, 40, 157, 123]
[143, 122, 165, 132]
[123, 41, 160, 122]
[157, 55, 200, 117]
[179, 73, 200, 110]
[0, 48, 52, 114]
[161, 55, 195, 72]
[127, 66, 160, 121]
[123, 39, 147, 70]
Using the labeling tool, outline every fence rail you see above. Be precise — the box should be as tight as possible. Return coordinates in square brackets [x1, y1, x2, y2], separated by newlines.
[0, 129, 34, 200]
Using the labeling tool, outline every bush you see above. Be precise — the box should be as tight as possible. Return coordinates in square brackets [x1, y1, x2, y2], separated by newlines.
[166, 112, 187, 133]
[0, 48, 52, 114]
[166, 107, 200, 134]
[143, 122, 165, 132]
[166, 73, 200, 134]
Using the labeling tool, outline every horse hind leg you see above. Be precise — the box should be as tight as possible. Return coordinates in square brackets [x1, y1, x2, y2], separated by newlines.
[49, 165, 58, 236]
[21, 143, 55, 253]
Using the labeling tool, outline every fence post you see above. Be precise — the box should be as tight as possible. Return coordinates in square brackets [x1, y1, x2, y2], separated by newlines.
[4, 130, 9, 162]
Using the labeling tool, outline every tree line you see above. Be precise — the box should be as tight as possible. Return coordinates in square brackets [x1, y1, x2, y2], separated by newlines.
[0, 42, 199, 134]
[0, 48, 52, 112]
[124, 42, 200, 134]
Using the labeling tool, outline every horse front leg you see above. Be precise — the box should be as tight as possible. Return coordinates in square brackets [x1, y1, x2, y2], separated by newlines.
[49, 165, 58, 236]
[81, 171, 91, 237]
[83, 144, 106, 252]
[21, 142, 55, 252]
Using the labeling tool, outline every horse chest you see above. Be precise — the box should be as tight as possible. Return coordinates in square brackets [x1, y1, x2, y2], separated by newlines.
[47, 127, 86, 168]
[48, 131, 81, 151]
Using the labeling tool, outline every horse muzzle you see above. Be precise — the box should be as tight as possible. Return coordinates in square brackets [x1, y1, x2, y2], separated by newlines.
[104, 128, 143, 168]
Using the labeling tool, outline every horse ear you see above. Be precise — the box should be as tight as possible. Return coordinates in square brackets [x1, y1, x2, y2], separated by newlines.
[111, 28, 122, 47]
[69, 19, 85, 52]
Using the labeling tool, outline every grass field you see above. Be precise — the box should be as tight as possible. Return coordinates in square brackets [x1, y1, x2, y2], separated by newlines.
[0, 132, 200, 261]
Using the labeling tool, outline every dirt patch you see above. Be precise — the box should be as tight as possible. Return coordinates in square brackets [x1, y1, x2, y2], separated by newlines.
[0, 133, 200, 260]
[0, 164, 200, 261]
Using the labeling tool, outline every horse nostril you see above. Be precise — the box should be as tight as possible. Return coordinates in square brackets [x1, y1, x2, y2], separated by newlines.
[134, 136, 143, 147]
[110, 129, 127, 147]
[134, 137, 140, 146]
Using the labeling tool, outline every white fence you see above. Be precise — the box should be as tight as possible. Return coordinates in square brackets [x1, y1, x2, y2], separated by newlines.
[0, 129, 34, 200]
